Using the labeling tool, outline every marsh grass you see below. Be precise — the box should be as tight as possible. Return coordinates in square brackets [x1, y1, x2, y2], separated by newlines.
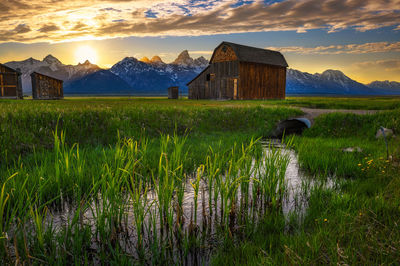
[0, 125, 294, 264]
[0, 99, 300, 162]
[213, 108, 400, 265]
[2, 97, 400, 264]
[273, 96, 400, 110]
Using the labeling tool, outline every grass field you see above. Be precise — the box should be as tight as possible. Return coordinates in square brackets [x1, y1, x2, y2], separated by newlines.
[0, 97, 399, 264]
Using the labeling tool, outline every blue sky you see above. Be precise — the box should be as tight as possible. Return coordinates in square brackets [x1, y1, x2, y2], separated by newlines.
[0, 0, 399, 83]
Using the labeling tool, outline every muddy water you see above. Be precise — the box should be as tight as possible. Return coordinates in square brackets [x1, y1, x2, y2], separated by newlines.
[44, 140, 335, 263]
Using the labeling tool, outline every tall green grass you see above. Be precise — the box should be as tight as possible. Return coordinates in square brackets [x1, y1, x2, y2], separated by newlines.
[0, 126, 292, 264]
[292, 109, 400, 178]
[212, 107, 400, 265]
[0, 99, 300, 162]
[3, 97, 399, 264]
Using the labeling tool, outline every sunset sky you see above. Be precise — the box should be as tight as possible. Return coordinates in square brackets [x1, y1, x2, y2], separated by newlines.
[0, 0, 399, 83]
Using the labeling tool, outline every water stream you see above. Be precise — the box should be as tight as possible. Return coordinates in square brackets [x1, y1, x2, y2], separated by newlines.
[39, 140, 336, 264]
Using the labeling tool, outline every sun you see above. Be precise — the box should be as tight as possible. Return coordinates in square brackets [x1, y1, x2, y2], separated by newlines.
[75, 45, 97, 64]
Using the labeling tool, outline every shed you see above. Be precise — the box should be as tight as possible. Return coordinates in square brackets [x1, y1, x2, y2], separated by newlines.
[168, 86, 179, 99]
[31, 72, 63, 100]
[0, 64, 23, 99]
[188, 42, 288, 100]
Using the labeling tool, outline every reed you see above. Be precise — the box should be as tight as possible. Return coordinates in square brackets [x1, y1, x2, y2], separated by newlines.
[127, 178, 149, 257]
[0, 173, 17, 239]
[28, 204, 48, 250]
[0, 105, 299, 264]
[190, 165, 203, 227]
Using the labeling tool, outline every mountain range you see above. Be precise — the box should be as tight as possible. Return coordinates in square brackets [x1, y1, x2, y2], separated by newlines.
[5, 55, 101, 94]
[286, 69, 400, 95]
[3, 52, 400, 96]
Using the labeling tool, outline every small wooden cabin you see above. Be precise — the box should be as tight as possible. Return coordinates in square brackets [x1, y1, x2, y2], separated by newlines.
[168, 86, 179, 99]
[188, 42, 288, 100]
[31, 72, 63, 100]
[0, 64, 23, 99]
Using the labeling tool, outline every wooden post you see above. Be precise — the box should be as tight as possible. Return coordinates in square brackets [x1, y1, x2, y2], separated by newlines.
[0, 73, 3, 97]
[233, 78, 237, 99]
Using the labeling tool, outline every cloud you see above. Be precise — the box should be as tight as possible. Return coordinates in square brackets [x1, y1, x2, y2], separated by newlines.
[14, 24, 31, 34]
[71, 22, 88, 31]
[266, 41, 400, 54]
[189, 50, 213, 55]
[38, 24, 60, 33]
[99, 7, 122, 12]
[0, 3, 10, 12]
[353, 59, 400, 71]
[0, 0, 400, 43]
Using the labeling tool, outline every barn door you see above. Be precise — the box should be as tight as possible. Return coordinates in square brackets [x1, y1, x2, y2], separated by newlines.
[221, 79, 226, 99]
[233, 78, 238, 99]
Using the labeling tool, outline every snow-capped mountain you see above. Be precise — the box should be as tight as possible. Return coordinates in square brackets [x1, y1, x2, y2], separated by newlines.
[4, 52, 400, 96]
[286, 69, 400, 95]
[193, 56, 209, 68]
[140, 56, 165, 66]
[64, 70, 132, 95]
[172, 50, 208, 69]
[109, 51, 208, 93]
[367, 80, 400, 91]
[172, 50, 194, 67]
[4, 55, 101, 93]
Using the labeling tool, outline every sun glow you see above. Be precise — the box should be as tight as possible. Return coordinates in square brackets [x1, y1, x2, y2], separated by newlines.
[75, 45, 97, 64]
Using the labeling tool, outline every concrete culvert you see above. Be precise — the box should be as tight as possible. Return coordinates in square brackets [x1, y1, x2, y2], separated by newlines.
[272, 118, 311, 138]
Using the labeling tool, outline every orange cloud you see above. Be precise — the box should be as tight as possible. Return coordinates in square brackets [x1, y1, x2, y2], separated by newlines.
[353, 59, 400, 71]
[0, 0, 399, 43]
[266, 41, 400, 55]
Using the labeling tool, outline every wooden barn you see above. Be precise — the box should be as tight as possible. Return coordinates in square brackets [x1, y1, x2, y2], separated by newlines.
[168, 86, 179, 99]
[188, 42, 288, 100]
[31, 72, 63, 100]
[0, 64, 23, 99]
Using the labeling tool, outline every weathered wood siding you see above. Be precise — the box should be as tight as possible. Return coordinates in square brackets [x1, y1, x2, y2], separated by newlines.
[168, 86, 179, 99]
[188, 67, 210, 99]
[0, 64, 23, 99]
[188, 61, 239, 99]
[31, 72, 63, 100]
[238, 62, 286, 99]
[189, 42, 287, 100]
[210, 61, 239, 99]
[211, 45, 237, 63]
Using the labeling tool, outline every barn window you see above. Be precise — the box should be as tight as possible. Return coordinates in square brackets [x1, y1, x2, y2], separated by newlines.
[206, 73, 216, 81]
[222, 46, 227, 52]
[206, 73, 215, 81]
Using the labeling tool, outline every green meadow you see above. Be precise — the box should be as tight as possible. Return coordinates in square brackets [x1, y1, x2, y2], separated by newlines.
[0, 97, 399, 264]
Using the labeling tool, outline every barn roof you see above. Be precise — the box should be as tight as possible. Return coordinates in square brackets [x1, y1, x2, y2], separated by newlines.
[210, 42, 288, 67]
[0, 63, 22, 74]
[31, 71, 63, 82]
[186, 65, 210, 86]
